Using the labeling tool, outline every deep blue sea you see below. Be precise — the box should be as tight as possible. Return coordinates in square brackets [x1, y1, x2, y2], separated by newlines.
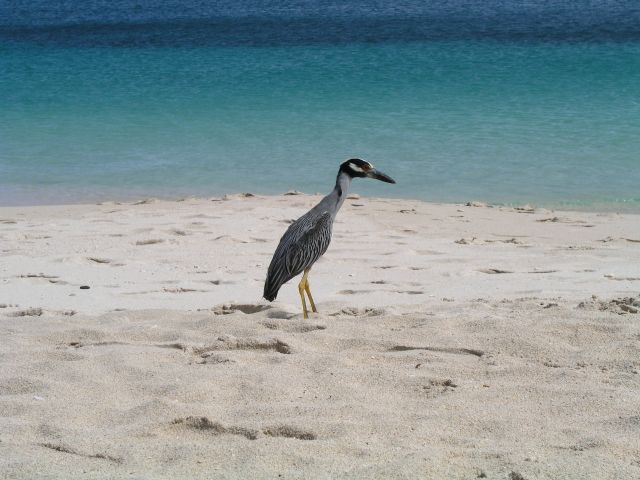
[1, 1, 640, 209]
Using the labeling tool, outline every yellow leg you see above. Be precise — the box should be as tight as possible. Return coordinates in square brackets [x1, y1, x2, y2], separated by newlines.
[298, 275, 309, 319]
[303, 269, 317, 313]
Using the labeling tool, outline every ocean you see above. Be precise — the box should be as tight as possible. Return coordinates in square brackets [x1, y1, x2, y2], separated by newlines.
[1, 1, 640, 210]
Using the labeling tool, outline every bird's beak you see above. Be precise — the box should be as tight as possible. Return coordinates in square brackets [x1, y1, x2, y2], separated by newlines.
[367, 168, 396, 184]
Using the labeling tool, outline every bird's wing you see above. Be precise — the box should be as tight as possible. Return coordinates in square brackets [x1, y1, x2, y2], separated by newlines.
[284, 210, 333, 276]
[264, 210, 333, 300]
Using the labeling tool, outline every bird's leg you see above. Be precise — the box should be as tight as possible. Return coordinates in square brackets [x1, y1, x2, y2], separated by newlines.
[302, 268, 317, 313]
[298, 275, 309, 319]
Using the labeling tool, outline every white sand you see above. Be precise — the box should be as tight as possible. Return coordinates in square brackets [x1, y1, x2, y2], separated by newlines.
[1, 194, 639, 478]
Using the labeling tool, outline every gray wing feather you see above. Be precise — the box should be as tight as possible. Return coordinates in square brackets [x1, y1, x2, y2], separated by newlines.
[264, 210, 333, 300]
[285, 211, 332, 274]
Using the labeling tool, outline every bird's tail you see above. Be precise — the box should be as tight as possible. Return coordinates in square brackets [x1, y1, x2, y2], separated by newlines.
[263, 262, 288, 302]
[263, 278, 280, 302]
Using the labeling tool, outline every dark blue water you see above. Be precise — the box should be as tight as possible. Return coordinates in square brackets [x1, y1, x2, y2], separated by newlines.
[2, 1, 640, 209]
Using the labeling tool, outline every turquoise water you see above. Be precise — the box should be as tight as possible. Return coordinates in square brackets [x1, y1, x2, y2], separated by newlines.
[2, 2, 640, 209]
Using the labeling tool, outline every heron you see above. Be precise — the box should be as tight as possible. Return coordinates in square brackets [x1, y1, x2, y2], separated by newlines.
[263, 159, 396, 318]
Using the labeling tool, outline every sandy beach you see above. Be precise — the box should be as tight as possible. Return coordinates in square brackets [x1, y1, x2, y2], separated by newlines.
[1, 194, 639, 479]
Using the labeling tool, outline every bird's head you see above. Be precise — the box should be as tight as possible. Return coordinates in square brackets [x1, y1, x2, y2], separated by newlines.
[339, 159, 396, 184]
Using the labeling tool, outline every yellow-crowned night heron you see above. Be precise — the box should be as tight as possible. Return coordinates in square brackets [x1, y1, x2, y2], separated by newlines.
[264, 159, 395, 318]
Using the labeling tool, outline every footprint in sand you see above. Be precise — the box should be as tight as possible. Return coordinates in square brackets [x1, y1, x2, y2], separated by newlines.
[87, 257, 112, 264]
[416, 249, 446, 255]
[194, 336, 291, 355]
[478, 268, 513, 274]
[38, 443, 122, 464]
[338, 289, 372, 295]
[184, 214, 219, 219]
[162, 287, 207, 293]
[135, 239, 164, 246]
[264, 309, 298, 320]
[454, 237, 477, 245]
[211, 304, 272, 315]
[17, 274, 67, 285]
[7, 307, 44, 317]
[196, 279, 235, 286]
[69, 340, 188, 351]
[484, 238, 525, 245]
[421, 379, 458, 397]
[260, 320, 326, 333]
[196, 353, 235, 365]
[132, 227, 154, 233]
[536, 217, 594, 227]
[262, 425, 317, 440]
[329, 307, 385, 317]
[170, 417, 316, 441]
[388, 345, 484, 357]
[604, 274, 640, 282]
[18, 273, 58, 279]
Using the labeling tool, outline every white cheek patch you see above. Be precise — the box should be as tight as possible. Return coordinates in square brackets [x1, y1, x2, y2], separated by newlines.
[348, 163, 365, 173]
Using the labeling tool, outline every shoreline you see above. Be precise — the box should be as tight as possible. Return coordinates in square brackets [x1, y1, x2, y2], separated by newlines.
[2, 191, 640, 215]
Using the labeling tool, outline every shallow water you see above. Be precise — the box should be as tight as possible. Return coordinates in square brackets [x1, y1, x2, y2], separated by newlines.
[2, 1, 639, 209]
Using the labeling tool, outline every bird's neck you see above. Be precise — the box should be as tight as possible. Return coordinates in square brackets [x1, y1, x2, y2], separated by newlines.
[331, 170, 352, 213]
